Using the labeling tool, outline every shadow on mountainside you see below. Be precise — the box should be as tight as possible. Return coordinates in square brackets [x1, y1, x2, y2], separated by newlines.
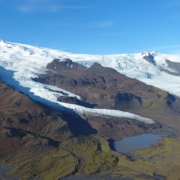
[0, 66, 97, 137]
[61, 112, 97, 137]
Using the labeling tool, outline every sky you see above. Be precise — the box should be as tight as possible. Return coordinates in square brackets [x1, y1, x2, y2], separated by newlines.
[0, 0, 180, 54]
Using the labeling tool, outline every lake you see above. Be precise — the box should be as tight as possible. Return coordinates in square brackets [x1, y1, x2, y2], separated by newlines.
[114, 133, 163, 154]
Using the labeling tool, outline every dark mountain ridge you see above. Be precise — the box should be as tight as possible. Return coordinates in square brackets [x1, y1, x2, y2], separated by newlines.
[34, 58, 180, 130]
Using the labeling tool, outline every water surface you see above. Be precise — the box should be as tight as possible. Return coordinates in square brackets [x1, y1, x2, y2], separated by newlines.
[114, 133, 162, 154]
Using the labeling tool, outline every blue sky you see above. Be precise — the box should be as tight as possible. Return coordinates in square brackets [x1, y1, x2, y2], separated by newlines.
[0, 0, 180, 54]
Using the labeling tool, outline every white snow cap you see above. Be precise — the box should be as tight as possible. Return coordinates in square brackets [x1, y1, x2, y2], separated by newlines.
[0, 40, 180, 124]
[141, 51, 150, 55]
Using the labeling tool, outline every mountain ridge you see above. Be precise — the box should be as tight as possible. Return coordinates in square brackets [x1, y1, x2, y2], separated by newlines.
[0, 40, 180, 96]
[34, 58, 180, 131]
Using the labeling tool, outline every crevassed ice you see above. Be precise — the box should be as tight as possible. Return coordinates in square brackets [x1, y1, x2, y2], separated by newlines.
[0, 40, 180, 123]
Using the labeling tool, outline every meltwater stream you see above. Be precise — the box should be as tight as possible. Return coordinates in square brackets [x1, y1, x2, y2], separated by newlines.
[114, 133, 163, 154]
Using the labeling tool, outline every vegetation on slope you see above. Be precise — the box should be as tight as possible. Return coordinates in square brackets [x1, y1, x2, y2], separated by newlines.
[0, 77, 180, 180]
[131, 136, 180, 180]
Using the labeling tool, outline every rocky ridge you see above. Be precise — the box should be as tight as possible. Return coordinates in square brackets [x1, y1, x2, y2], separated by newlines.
[34, 58, 180, 130]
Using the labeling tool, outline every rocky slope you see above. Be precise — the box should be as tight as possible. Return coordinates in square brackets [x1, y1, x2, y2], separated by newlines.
[34, 58, 180, 131]
[0, 40, 180, 179]
[0, 62, 179, 179]
[130, 136, 180, 180]
[0, 79, 167, 180]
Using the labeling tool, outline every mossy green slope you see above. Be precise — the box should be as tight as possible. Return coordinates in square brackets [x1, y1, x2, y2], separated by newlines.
[131, 137, 180, 180]
[1, 77, 180, 180]
[1, 135, 157, 180]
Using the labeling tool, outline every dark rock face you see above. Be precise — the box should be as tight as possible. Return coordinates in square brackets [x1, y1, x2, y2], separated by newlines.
[0, 80, 73, 142]
[163, 60, 180, 76]
[87, 62, 119, 74]
[34, 58, 148, 111]
[34, 58, 180, 130]
[86, 115, 162, 140]
[0, 79, 157, 144]
[0, 79, 163, 164]
[58, 96, 97, 108]
[142, 52, 156, 65]
[47, 58, 86, 72]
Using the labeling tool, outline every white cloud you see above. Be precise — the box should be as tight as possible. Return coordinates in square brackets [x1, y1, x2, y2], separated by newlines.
[42, 21, 115, 28]
[101, 32, 125, 36]
[16, 0, 89, 13]
[152, 44, 180, 51]
[172, 50, 180, 55]
[87, 22, 114, 28]
[138, 44, 180, 54]
[42, 22, 73, 28]
[168, 14, 180, 20]
[164, 0, 180, 7]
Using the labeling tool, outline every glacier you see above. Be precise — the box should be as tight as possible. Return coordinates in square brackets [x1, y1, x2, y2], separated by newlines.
[1, 40, 180, 124]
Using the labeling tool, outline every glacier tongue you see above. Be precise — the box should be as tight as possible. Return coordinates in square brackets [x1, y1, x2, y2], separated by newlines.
[0, 40, 180, 123]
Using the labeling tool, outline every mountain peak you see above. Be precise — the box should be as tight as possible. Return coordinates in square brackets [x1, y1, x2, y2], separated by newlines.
[141, 52, 156, 65]
[88, 62, 119, 74]
[46, 58, 86, 72]
[0, 39, 4, 44]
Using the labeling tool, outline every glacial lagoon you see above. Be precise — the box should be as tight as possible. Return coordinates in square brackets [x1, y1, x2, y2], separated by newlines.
[114, 133, 163, 154]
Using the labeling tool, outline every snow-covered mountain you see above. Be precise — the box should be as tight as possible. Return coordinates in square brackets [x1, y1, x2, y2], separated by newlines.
[0, 39, 180, 124]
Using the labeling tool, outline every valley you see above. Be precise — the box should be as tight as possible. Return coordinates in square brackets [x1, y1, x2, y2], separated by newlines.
[0, 40, 180, 179]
